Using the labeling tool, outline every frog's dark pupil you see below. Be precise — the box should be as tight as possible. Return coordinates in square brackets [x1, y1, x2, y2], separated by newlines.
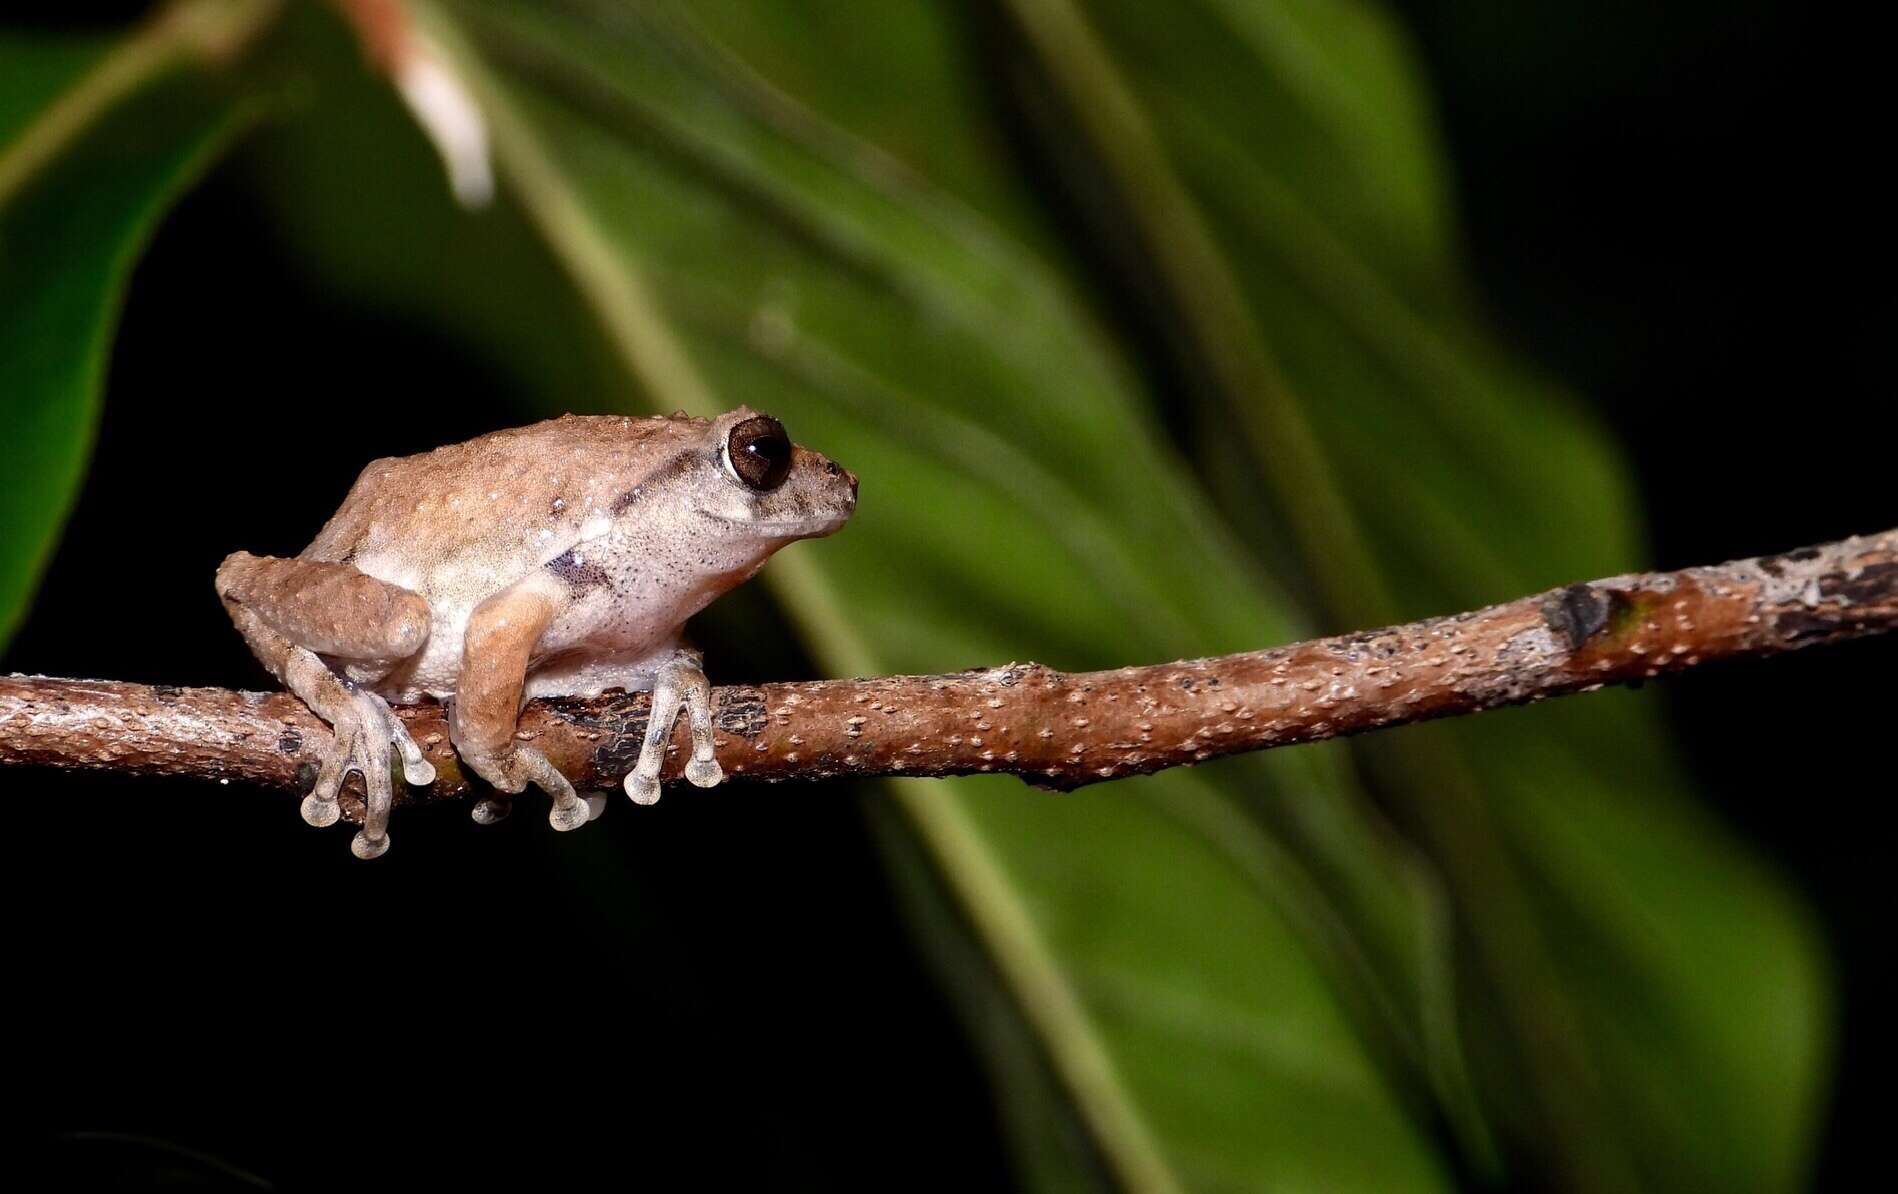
[729, 415, 792, 490]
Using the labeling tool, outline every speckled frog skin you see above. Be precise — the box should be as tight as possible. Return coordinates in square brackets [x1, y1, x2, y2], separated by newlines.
[216, 408, 856, 858]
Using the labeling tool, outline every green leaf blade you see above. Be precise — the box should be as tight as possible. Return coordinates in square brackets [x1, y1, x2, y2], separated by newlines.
[240, 0, 1825, 1188]
[408, 0, 1469, 1187]
[1004, 0, 1831, 1187]
[0, 25, 258, 648]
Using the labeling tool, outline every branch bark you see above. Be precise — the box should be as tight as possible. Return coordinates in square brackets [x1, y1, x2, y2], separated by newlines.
[5, 529, 1895, 821]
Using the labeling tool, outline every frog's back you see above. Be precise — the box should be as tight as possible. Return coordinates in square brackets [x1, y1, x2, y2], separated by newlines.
[302, 413, 706, 593]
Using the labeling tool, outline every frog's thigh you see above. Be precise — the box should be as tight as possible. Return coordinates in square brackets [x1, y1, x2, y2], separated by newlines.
[216, 551, 429, 663]
[216, 552, 435, 851]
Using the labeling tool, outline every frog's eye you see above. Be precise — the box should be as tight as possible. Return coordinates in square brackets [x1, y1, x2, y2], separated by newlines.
[727, 415, 792, 492]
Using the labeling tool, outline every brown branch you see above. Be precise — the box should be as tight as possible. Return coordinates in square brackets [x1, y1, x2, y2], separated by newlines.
[5, 529, 1895, 822]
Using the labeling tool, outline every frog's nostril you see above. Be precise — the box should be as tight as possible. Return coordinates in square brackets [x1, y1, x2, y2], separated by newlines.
[823, 459, 843, 477]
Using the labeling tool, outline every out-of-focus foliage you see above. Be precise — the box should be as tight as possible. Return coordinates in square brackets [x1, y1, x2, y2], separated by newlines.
[0, 26, 251, 644]
[978, 2, 1828, 1190]
[0, 2, 1828, 1191]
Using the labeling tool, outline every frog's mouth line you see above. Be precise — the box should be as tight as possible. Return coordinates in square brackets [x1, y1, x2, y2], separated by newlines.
[703, 511, 853, 539]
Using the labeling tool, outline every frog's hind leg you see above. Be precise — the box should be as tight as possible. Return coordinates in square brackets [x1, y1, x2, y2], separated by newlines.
[216, 552, 435, 857]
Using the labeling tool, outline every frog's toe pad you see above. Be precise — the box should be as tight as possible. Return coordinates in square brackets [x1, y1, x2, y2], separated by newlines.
[584, 793, 609, 821]
[350, 830, 391, 860]
[470, 797, 511, 825]
[301, 794, 342, 828]
[548, 798, 590, 832]
[625, 773, 661, 806]
[685, 757, 724, 788]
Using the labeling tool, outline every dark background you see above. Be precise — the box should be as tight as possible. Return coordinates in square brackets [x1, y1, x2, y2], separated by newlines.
[6, 1, 1893, 1188]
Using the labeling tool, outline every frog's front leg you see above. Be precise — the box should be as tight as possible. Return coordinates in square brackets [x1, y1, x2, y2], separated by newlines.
[624, 648, 724, 806]
[450, 580, 591, 831]
[216, 552, 436, 858]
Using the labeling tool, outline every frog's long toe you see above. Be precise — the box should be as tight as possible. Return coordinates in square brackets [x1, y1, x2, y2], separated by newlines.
[625, 772, 661, 806]
[298, 689, 429, 857]
[548, 793, 590, 831]
[350, 830, 391, 860]
[391, 718, 436, 787]
[301, 740, 350, 826]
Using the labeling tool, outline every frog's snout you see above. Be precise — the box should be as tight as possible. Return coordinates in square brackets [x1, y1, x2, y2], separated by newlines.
[822, 457, 859, 502]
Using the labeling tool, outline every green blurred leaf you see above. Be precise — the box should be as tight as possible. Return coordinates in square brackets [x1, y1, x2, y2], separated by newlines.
[232, 0, 1825, 1189]
[0, 12, 263, 648]
[411, 0, 1494, 1188]
[989, 0, 1828, 1189]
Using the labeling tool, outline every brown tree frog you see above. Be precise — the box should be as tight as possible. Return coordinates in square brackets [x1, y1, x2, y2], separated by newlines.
[216, 408, 856, 858]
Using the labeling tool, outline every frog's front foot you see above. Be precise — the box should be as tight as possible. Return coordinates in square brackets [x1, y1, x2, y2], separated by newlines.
[623, 653, 722, 806]
[303, 689, 435, 858]
[470, 790, 602, 825]
[460, 743, 589, 832]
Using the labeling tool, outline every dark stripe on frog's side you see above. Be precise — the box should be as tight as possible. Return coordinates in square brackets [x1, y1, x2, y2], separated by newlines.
[610, 448, 704, 516]
[558, 448, 706, 593]
[547, 547, 612, 594]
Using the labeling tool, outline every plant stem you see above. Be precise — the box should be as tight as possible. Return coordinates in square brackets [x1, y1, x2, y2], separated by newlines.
[0, 0, 280, 210]
[6, 528, 1892, 808]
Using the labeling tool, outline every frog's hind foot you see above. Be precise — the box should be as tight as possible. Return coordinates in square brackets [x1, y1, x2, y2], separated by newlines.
[301, 688, 435, 858]
[217, 553, 435, 857]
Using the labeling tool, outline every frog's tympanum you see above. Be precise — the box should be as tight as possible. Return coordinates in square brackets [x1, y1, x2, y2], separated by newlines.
[217, 409, 857, 858]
